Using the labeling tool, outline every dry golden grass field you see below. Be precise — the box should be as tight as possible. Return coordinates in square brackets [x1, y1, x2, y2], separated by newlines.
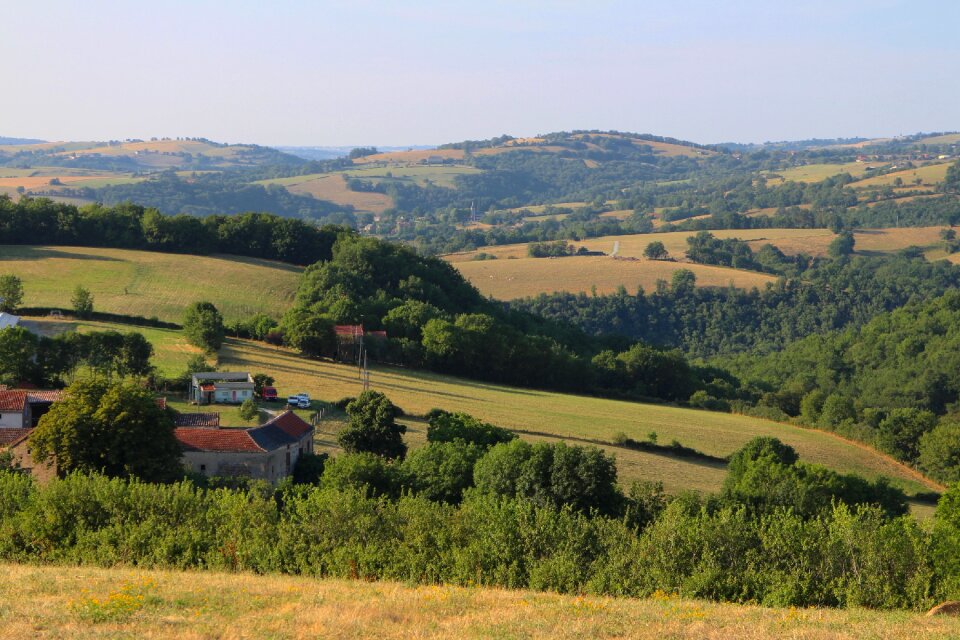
[0, 564, 960, 640]
[214, 339, 937, 497]
[260, 166, 481, 211]
[261, 173, 395, 213]
[450, 255, 776, 298]
[918, 133, 960, 145]
[2, 563, 957, 640]
[851, 163, 951, 189]
[448, 227, 952, 268]
[764, 162, 875, 184]
[0, 246, 302, 323]
[445, 226, 953, 298]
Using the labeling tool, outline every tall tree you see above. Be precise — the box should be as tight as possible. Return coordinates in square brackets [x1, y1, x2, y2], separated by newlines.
[182, 301, 225, 352]
[71, 285, 94, 319]
[337, 391, 407, 459]
[30, 380, 183, 482]
[0, 275, 24, 313]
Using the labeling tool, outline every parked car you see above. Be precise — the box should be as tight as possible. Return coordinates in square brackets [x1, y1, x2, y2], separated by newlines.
[261, 386, 279, 402]
[287, 395, 311, 409]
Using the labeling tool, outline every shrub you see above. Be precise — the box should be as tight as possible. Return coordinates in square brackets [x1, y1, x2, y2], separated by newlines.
[238, 399, 259, 422]
[426, 410, 515, 447]
[337, 391, 406, 459]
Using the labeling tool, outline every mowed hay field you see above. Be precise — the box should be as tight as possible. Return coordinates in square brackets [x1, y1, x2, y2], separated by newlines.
[451, 255, 776, 299]
[445, 227, 952, 298]
[764, 162, 874, 184]
[258, 173, 394, 213]
[449, 227, 952, 263]
[259, 166, 481, 212]
[6, 565, 958, 640]
[217, 339, 937, 496]
[0, 246, 302, 323]
[851, 162, 952, 189]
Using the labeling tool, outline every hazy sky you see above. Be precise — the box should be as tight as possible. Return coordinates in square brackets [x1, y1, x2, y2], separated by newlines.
[3, 0, 958, 146]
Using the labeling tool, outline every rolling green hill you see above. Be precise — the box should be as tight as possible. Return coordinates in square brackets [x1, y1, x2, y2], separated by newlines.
[26, 308, 931, 499]
[0, 245, 302, 323]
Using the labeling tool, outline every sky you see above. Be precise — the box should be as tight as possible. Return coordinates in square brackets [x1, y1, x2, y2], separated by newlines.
[2, 0, 958, 147]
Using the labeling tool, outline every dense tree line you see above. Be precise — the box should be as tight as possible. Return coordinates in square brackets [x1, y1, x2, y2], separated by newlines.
[514, 253, 960, 358]
[720, 290, 960, 482]
[0, 197, 349, 265]
[0, 327, 154, 387]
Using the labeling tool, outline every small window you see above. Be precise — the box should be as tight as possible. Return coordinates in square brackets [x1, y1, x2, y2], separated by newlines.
[200, 464, 206, 472]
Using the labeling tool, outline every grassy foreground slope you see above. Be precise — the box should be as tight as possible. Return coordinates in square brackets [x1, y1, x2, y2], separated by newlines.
[3, 563, 957, 640]
[0, 246, 302, 322]
[218, 339, 937, 496]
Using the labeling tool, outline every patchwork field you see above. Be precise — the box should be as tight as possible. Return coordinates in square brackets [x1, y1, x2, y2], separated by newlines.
[0, 246, 302, 323]
[917, 133, 960, 145]
[0, 167, 143, 195]
[445, 227, 953, 298]
[259, 165, 481, 212]
[851, 162, 951, 189]
[213, 339, 937, 497]
[764, 162, 875, 184]
[258, 173, 394, 213]
[451, 255, 776, 299]
[5, 564, 956, 640]
[448, 227, 951, 265]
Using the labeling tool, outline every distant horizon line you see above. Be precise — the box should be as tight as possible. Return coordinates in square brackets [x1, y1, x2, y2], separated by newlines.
[3, 128, 958, 152]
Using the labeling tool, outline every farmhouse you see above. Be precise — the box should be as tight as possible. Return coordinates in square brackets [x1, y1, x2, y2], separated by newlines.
[190, 372, 255, 405]
[0, 389, 63, 429]
[175, 410, 314, 483]
[0, 389, 63, 482]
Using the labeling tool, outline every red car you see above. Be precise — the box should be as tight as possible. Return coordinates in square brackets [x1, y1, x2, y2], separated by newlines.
[260, 386, 279, 402]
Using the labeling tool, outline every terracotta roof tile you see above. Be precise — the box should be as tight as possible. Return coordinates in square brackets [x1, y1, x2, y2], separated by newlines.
[267, 411, 313, 439]
[0, 391, 27, 412]
[26, 390, 64, 403]
[174, 427, 263, 453]
[0, 428, 33, 447]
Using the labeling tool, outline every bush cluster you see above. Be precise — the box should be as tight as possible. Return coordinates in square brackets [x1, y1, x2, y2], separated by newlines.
[0, 470, 954, 611]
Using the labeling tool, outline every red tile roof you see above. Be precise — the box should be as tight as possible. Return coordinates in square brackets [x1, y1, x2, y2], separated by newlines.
[174, 427, 263, 453]
[0, 391, 27, 412]
[26, 390, 64, 403]
[334, 324, 364, 337]
[267, 411, 312, 439]
[0, 427, 33, 447]
[174, 412, 221, 427]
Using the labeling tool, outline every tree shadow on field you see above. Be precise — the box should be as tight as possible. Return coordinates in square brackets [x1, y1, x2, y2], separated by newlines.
[0, 246, 122, 262]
